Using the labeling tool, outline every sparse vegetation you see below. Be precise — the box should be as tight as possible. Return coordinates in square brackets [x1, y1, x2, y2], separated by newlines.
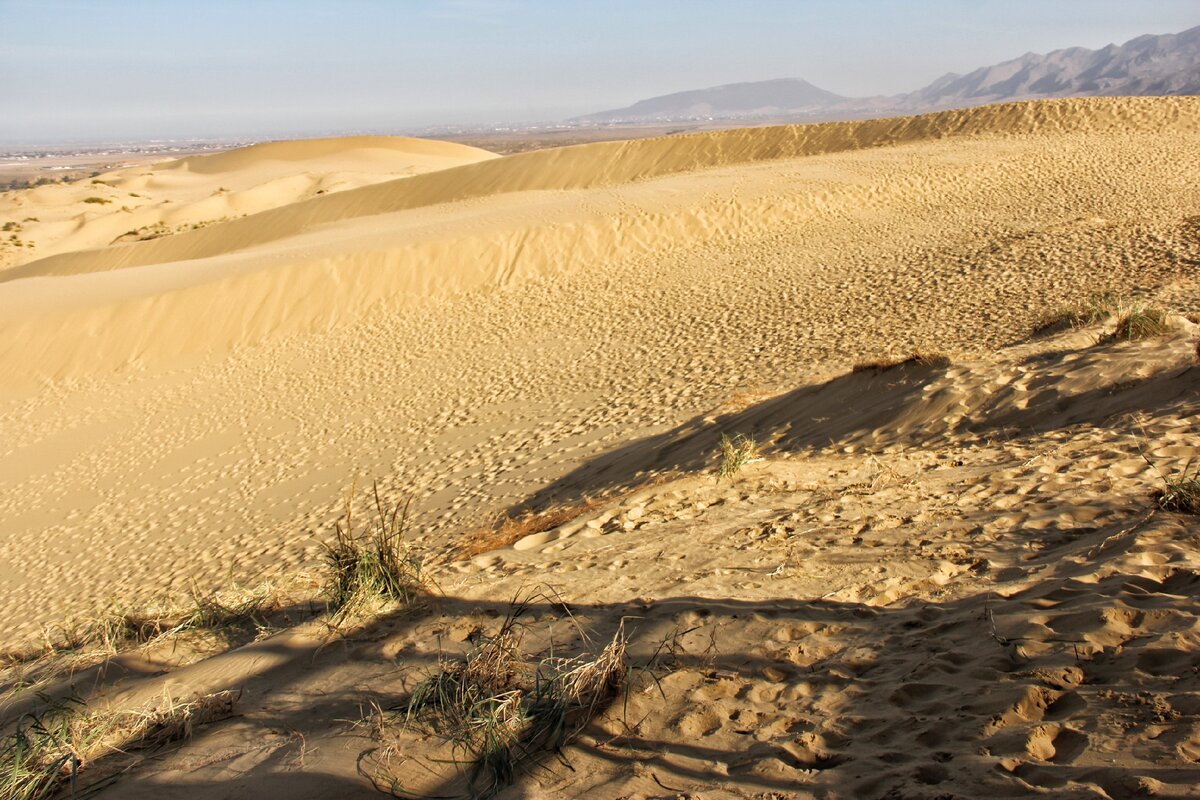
[372, 594, 626, 799]
[1034, 293, 1173, 342]
[1154, 460, 1200, 515]
[716, 432, 759, 480]
[1, 223, 19, 233]
[89, 179, 112, 187]
[1033, 292, 1121, 334]
[458, 501, 599, 558]
[1, 584, 282, 701]
[1104, 301, 1171, 342]
[321, 482, 426, 617]
[852, 351, 951, 372]
[81, 197, 110, 205]
[0, 690, 236, 800]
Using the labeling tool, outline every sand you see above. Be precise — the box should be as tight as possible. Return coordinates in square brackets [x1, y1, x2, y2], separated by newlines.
[1, 98, 1199, 798]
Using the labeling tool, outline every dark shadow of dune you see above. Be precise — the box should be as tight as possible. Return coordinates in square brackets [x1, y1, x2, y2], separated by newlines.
[505, 351, 1198, 520]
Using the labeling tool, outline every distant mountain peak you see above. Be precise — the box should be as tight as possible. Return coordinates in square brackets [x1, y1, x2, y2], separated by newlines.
[576, 24, 1200, 124]
[574, 77, 849, 123]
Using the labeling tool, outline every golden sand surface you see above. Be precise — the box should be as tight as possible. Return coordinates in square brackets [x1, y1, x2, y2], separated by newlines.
[1, 98, 1199, 798]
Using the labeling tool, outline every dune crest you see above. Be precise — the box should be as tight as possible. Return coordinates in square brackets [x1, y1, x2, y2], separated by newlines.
[2, 97, 1198, 385]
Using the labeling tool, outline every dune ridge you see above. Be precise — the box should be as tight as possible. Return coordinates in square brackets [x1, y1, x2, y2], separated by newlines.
[2, 97, 1199, 385]
[165, 135, 493, 174]
[10, 96, 1200, 281]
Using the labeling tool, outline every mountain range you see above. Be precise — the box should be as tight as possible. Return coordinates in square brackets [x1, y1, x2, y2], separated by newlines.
[576, 24, 1200, 123]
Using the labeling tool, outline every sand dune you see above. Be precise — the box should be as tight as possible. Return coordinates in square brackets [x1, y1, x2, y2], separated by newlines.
[0, 135, 496, 271]
[1, 98, 1199, 798]
[2, 97, 1199, 384]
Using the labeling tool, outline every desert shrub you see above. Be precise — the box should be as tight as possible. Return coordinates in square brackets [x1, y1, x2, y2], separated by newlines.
[852, 351, 951, 372]
[81, 197, 110, 205]
[1155, 461, 1200, 515]
[321, 483, 425, 616]
[1104, 302, 1171, 342]
[0, 691, 236, 800]
[1, 585, 281, 701]
[716, 433, 759, 480]
[1033, 292, 1120, 334]
[381, 595, 626, 799]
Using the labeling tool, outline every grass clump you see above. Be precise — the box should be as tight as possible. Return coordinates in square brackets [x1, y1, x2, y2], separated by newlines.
[2, 585, 281, 702]
[852, 351, 951, 372]
[1034, 292, 1120, 333]
[63, 584, 277, 653]
[716, 433, 759, 481]
[1154, 460, 1200, 515]
[0, 691, 236, 800]
[1034, 293, 1172, 341]
[377, 594, 626, 799]
[458, 501, 599, 559]
[81, 197, 110, 205]
[321, 482, 425, 617]
[1104, 302, 1171, 342]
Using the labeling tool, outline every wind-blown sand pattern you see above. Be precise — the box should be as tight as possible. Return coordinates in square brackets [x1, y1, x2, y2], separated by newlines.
[1, 98, 1199, 798]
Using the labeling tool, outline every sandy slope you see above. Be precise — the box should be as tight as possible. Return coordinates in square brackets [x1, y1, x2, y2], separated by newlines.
[2, 97, 1199, 381]
[7, 322, 1200, 799]
[1, 98, 1199, 797]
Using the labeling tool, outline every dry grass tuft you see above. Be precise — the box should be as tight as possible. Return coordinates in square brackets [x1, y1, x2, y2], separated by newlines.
[1104, 302, 1171, 342]
[1034, 293, 1173, 342]
[458, 501, 599, 559]
[0, 690, 237, 800]
[851, 351, 951, 372]
[370, 593, 626, 799]
[716, 433, 759, 481]
[1033, 292, 1121, 334]
[321, 482, 426, 618]
[1154, 460, 1200, 515]
[2, 585, 282, 703]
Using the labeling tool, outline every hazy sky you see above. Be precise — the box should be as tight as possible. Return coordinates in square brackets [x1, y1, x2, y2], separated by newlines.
[1, 0, 1197, 143]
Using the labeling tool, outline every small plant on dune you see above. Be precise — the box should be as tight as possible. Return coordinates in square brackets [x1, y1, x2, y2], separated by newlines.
[1033, 292, 1121, 334]
[171, 583, 279, 640]
[71, 584, 276, 651]
[1104, 301, 1171, 342]
[2, 586, 281, 702]
[458, 501, 599, 559]
[0, 690, 237, 800]
[373, 593, 626, 799]
[321, 482, 425, 618]
[81, 197, 110, 205]
[851, 351, 951, 372]
[1035, 293, 1172, 341]
[716, 432, 759, 481]
[1153, 459, 1200, 515]
[72, 606, 167, 653]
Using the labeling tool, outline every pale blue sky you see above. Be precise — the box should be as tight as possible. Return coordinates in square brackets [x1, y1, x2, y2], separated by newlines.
[1, 0, 1197, 142]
